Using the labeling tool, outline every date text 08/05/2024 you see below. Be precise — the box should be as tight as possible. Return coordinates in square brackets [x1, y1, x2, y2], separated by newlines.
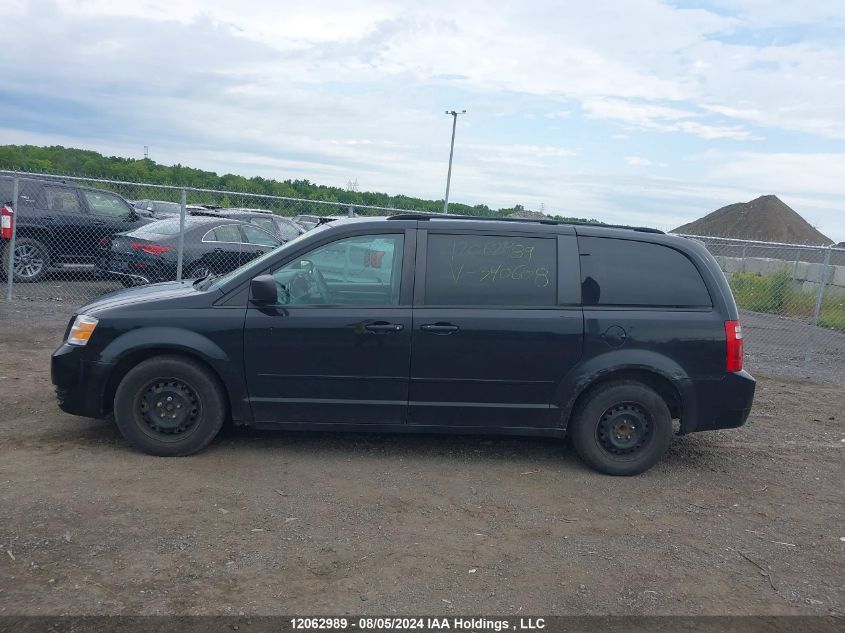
[289, 618, 546, 631]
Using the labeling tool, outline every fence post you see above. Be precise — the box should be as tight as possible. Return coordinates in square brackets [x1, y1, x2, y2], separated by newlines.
[792, 249, 800, 281]
[4, 177, 19, 301]
[741, 244, 747, 273]
[176, 188, 187, 281]
[804, 246, 832, 367]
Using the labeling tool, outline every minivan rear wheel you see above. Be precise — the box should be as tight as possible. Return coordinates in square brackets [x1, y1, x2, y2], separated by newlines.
[113, 355, 226, 456]
[570, 380, 672, 476]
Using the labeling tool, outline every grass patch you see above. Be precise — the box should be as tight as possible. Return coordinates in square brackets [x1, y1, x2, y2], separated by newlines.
[729, 269, 845, 333]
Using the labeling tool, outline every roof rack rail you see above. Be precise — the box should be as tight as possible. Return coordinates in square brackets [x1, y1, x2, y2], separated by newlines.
[386, 212, 664, 234]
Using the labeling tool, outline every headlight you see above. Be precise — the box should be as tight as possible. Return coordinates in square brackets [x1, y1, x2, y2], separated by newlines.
[67, 315, 99, 346]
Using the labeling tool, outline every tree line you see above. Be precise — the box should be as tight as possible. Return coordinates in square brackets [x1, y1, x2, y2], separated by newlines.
[0, 144, 594, 222]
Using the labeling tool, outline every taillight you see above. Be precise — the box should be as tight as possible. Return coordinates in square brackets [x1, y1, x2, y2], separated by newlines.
[725, 320, 743, 372]
[99, 237, 110, 247]
[131, 242, 173, 256]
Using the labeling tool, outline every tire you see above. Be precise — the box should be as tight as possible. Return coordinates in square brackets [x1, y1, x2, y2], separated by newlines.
[113, 355, 226, 456]
[2, 237, 50, 283]
[569, 380, 672, 476]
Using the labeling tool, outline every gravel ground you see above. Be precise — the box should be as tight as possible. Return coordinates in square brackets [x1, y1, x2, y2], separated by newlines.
[0, 299, 843, 617]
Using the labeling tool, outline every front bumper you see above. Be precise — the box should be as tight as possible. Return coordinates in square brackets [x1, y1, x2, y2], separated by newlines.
[682, 370, 756, 434]
[51, 344, 115, 418]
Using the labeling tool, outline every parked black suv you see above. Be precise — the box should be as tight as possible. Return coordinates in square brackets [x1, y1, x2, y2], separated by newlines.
[51, 215, 755, 475]
[1, 177, 149, 282]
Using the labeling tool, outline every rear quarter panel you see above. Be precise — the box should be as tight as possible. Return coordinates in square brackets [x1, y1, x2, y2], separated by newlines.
[553, 229, 735, 431]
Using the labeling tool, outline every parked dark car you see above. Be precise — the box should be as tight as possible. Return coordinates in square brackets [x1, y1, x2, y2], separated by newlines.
[1, 177, 150, 282]
[96, 216, 282, 286]
[52, 214, 755, 475]
[190, 207, 304, 242]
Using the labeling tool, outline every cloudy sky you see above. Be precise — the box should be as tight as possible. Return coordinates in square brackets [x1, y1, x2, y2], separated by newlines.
[1, 0, 844, 240]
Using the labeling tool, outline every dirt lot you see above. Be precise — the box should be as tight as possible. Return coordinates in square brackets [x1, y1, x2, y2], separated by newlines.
[0, 300, 843, 617]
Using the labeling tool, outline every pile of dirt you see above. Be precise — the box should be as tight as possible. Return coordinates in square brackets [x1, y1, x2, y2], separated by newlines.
[673, 195, 833, 245]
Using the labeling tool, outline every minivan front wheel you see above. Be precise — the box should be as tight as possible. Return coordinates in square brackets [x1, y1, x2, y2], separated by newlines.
[113, 355, 226, 456]
[570, 381, 672, 476]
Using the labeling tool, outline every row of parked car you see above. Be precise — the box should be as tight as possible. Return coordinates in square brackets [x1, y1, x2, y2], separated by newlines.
[0, 176, 344, 284]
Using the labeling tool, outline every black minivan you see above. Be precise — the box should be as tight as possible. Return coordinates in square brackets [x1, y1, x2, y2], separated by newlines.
[51, 215, 755, 475]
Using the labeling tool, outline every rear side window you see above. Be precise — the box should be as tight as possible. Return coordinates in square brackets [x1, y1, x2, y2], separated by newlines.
[425, 233, 557, 306]
[43, 186, 82, 213]
[579, 237, 711, 307]
[206, 224, 242, 243]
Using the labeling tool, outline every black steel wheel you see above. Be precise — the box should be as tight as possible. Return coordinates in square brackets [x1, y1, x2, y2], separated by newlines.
[596, 402, 652, 456]
[114, 355, 226, 456]
[570, 380, 672, 476]
[138, 378, 201, 437]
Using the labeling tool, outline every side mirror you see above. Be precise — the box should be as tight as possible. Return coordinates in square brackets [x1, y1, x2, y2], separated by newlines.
[250, 274, 277, 304]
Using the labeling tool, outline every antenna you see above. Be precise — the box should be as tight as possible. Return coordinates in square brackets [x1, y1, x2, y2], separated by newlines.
[143, 146, 149, 159]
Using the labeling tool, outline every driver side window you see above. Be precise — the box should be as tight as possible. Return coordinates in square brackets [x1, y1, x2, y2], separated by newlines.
[271, 234, 404, 306]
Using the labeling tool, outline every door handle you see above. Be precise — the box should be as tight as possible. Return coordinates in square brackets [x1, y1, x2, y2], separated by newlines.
[92, 220, 105, 226]
[364, 322, 404, 333]
[420, 323, 459, 334]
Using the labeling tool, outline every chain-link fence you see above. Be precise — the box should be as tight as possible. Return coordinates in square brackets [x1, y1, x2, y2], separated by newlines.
[675, 234, 845, 383]
[0, 171, 408, 304]
[2, 170, 844, 382]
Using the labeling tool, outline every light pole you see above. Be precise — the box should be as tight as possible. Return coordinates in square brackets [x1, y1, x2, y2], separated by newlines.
[442, 109, 465, 214]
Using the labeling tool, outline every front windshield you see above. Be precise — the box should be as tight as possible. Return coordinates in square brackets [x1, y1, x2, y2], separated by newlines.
[205, 224, 326, 291]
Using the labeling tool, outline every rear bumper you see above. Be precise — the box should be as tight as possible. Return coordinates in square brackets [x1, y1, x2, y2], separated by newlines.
[51, 344, 114, 418]
[96, 254, 173, 284]
[682, 370, 756, 434]
[98, 269, 151, 285]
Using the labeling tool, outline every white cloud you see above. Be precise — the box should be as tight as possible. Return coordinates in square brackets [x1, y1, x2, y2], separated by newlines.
[1, 0, 844, 241]
[584, 98, 764, 141]
[708, 152, 845, 197]
[625, 156, 653, 166]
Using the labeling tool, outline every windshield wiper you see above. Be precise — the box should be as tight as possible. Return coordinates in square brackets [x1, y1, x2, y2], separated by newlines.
[193, 273, 220, 290]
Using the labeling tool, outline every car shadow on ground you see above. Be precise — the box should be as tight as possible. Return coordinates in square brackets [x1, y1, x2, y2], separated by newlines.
[35, 413, 732, 476]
